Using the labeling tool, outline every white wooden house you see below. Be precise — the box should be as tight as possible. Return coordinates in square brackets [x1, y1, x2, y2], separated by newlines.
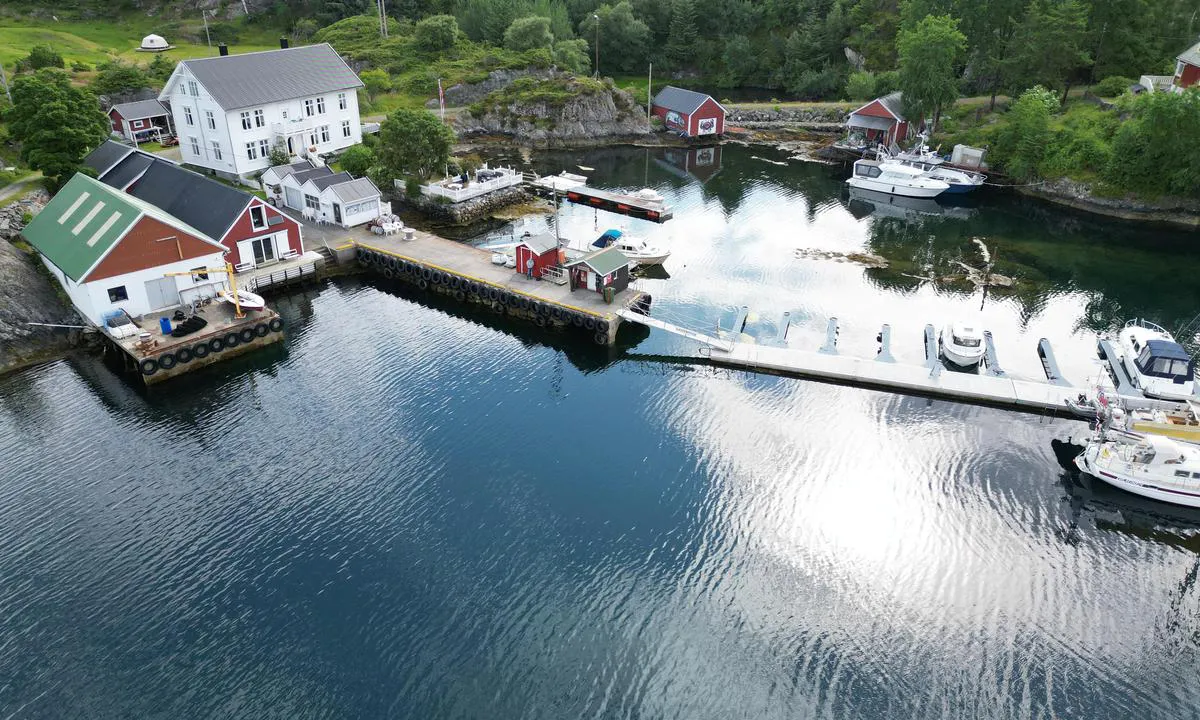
[269, 161, 383, 227]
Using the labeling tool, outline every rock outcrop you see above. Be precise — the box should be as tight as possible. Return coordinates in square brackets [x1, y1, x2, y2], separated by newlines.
[425, 68, 558, 110]
[725, 105, 849, 129]
[1020, 178, 1200, 230]
[0, 192, 86, 375]
[454, 74, 651, 145]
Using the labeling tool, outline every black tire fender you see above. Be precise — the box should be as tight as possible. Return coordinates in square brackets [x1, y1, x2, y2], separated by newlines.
[192, 342, 210, 359]
[208, 337, 225, 353]
[254, 323, 270, 337]
[417, 278, 428, 290]
[594, 332, 608, 345]
[268, 317, 284, 332]
[175, 347, 193, 364]
[139, 358, 158, 376]
[224, 332, 241, 348]
[383, 267, 395, 280]
[157, 353, 177, 370]
[597, 320, 610, 333]
[572, 314, 584, 327]
[585, 316, 597, 330]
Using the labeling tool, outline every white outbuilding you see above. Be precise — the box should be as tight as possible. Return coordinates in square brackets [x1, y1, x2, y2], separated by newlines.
[138, 34, 172, 52]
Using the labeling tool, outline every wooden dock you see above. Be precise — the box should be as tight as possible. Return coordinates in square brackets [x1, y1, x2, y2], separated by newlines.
[563, 187, 673, 223]
[354, 229, 651, 344]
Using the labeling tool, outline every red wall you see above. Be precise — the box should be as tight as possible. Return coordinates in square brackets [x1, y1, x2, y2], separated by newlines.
[85, 215, 219, 283]
[222, 198, 304, 256]
[688, 98, 725, 136]
[515, 245, 558, 277]
[1178, 62, 1200, 88]
[109, 108, 124, 133]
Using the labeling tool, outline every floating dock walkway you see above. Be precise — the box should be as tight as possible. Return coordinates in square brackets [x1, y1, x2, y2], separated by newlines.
[618, 311, 1191, 417]
[562, 187, 673, 223]
[354, 229, 651, 345]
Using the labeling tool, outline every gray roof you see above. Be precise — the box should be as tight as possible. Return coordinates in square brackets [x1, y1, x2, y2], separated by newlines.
[653, 86, 723, 115]
[308, 171, 353, 191]
[265, 160, 316, 181]
[566, 245, 629, 276]
[289, 166, 335, 186]
[517, 232, 558, 255]
[179, 44, 363, 111]
[328, 177, 379, 203]
[110, 99, 169, 120]
[102, 151, 156, 190]
[1179, 40, 1200, 67]
[878, 92, 905, 120]
[83, 140, 134, 177]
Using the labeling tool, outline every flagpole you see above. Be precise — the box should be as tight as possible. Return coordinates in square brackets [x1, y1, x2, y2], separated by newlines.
[437, 78, 445, 121]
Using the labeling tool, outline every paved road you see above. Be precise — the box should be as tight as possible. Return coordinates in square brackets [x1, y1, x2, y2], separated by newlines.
[0, 173, 43, 206]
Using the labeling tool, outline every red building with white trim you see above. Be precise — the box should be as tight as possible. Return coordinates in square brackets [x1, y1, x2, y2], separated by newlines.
[846, 92, 913, 148]
[652, 86, 727, 138]
[514, 233, 561, 278]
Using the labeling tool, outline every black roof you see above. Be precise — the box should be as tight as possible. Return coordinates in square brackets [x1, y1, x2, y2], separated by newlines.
[102, 151, 155, 190]
[290, 166, 335, 186]
[83, 140, 134, 177]
[308, 171, 353, 191]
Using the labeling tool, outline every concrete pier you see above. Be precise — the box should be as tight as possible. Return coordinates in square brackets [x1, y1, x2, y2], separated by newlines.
[354, 229, 652, 345]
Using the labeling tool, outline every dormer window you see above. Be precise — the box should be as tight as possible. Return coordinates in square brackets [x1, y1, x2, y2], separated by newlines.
[249, 205, 267, 230]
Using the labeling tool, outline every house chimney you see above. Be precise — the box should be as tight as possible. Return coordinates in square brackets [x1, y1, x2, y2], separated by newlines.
[218, 43, 228, 57]
[280, 37, 289, 49]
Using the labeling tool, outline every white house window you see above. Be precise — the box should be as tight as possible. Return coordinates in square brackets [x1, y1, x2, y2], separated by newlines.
[246, 142, 259, 160]
[205, 110, 215, 130]
[131, 119, 144, 129]
[341, 120, 351, 138]
[338, 92, 347, 110]
[188, 80, 199, 96]
[211, 141, 222, 160]
[189, 136, 200, 155]
[183, 107, 194, 126]
[282, 109, 289, 119]
[316, 97, 326, 114]
[107, 285, 128, 302]
[304, 99, 315, 117]
[258, 139, 270, 158]
[304, 194, 320, 210]
[253, 109, 265, 128]
[345, 199, 376, 215]
[319, 125, 330, 143]
[308, 132, 317, 147]
[249, 205, 267, 230]
[240, 111, 252, 130]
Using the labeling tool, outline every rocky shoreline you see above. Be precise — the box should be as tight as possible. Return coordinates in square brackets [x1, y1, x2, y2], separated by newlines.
[1017, 178, 1200, 230]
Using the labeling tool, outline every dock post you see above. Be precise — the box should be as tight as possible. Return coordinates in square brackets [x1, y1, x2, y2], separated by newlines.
[924, 324, 942, 379]
[819, 317, 839, 355]
[775, 312, 791, 344]
[983, 331, 1006, 377]
[876, 324, 895, 363]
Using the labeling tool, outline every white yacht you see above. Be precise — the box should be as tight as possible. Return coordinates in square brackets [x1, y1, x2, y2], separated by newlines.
[1074, 430, 1200, 508]
[847, 159, 949, 198]
[880, 141, 986, 194]
[1116, 319, 1196, 400]
[940, 321, 986, 367]
[590, 229, 670, 266]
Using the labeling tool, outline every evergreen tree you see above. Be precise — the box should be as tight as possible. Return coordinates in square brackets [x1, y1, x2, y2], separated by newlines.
[666, 0, 698, 67]
[1004, 0, 1090, 100]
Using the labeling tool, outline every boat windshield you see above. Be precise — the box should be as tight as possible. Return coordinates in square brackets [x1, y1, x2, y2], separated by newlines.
[953, 334, 981, 348]
[1135, 340, 1195, 382]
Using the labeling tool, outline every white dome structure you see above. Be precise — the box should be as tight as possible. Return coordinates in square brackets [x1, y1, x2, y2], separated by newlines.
[138, 34, 170, 52]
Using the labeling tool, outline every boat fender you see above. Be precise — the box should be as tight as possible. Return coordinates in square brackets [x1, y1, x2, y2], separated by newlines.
[139, 358, 158, 376]
[447, 275, 459, 289]
[357, 253, 371, 267]
[535, 316, 547, 327]
[594, 332, 608, 345]
[597, 320, 609, 333]
[572, 314, 584, 327]
[157, 353, 177, 370]
[193, 342, 210, 359]
[208, 337, 225, 353]
[224, 332, 241, 348]
[254, 323, 270, 338]
[585, 317, 597, 330]
[239, 327, 256, 343]
[508, 294, 521, 308]
[417, 278, 428, 290]
[454, 290, 465, 301]
[491, 301, 504, 313]
[268, 318, 284, 333]
[421, 268, 433, 281]
[388, 257, 400, 270]
[175, 347, 193, 365]
[383, 268, 395, 280]
[489, 288, 501, 301]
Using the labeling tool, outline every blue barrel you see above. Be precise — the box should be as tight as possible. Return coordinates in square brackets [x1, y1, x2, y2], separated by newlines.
[159, 317, 172, 335]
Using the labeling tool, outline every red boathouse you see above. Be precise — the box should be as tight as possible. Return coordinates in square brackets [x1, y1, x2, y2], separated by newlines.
[846, 92, 913, 148]
[514, 233, 561, 278]
[651, 86, 726, 138]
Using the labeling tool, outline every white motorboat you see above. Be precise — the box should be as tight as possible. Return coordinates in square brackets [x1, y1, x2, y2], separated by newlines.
[1115, 319, 1196, 401]
[939, 321, 985, 367]
[217, 288, 266, 311]
[591, 229, 670, 266]
[847, 159, 949, 198]
[1074, 430, 1200, 508]
[878, 140, 986, 194]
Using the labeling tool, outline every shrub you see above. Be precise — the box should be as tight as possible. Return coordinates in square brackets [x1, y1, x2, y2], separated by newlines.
[875, 70, 900, 96]
[992, 86, 1059, 181]
[1094, 75, 1133, 97]
[70, 61, 92, 73]
[25, 45, 64, 70]
[415, 15, 459, 53]
[268, 141, 291, 167]
[504, 16, 553, 53]
[339, 144, 375, 177]
[404, 177, 422, 197]
[845, 71, 876, 101]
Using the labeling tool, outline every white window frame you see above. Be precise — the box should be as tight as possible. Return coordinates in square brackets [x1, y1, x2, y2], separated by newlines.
[338, 92, 347, 110]
[319, 125, 330, 143]
[246, 142, 259, 160]
[240, 111, 252, 131]
[205, 110, 215, 130]
[188, 80, 198, 96]
[258, 139, 270, 158]
[253, 109, 265, 128]
[341, 119, 351, 138]
[249, 205, 267, 230]
[211, 141, 223, 161]
[316, 97, 326, 114]
[189, 136, 200, 156]
[183, 107, 194, 126]
[304, 99, 314, 117]
[304, 194, 320, 210]
[308, 132, 317, 148]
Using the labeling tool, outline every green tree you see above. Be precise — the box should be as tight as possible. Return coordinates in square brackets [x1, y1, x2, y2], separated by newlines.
[993, 85, 1059, 181]
[339, 143, 376, 176]
[146, 54, 175, 84]
[376, 108, 455, 181]
[504, 16, 554, 52]
[268, 140, 291, 167]
[1004, 0, 1090, 100]
[414, 14, 460, 52]
[292, 18, 320, 41]
[897, 13, 965, 130]
[6, 69, 108, 189]
[92, 61, 150, 97]
[360, 69, 393, 103]
[578, 2, 651, 75]
[721, 34, 757, 87]
[666, 0, 698, 67]
[846, 70, 877, 100]
[845, 0, 902, 70]
[24, 44, 64, 70]
[1106, 89, 1200, 197]
[552, 38, 592, 73]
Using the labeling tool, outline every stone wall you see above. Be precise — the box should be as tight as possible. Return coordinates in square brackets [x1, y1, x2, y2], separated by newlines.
[404, 186, 533, 225]
[726, 106, 850, 129]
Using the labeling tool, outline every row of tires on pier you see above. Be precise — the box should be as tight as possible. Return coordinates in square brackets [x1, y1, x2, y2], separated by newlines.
[358, 248, 613, 344]
[139, 317, 284, 376]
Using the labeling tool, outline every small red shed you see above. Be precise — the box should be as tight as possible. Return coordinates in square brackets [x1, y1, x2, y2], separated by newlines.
[108, 99, 174, 143]
[1174, 40, 1200, 89]
[514, 233, 561, 278]
[651, 86, 726, 138]
[846, 92, 912, 148]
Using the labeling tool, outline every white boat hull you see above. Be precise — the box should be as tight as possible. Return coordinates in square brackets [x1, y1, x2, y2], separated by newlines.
[1076, 449, 1200, 508]
[942, 345, 983, 367]
[625, 252, 670, 266]
[218, 289, 266, 311]
[847, 176, 946, 198]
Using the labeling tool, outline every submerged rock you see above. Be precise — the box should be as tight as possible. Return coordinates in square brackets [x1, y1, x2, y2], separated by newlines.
[794, 248, 890, 268]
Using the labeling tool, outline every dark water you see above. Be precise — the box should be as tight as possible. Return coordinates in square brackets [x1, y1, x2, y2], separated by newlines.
[3, 144, 1200, 719]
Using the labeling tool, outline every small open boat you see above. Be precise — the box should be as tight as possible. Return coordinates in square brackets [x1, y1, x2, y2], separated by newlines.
[218, 288, 266, 311]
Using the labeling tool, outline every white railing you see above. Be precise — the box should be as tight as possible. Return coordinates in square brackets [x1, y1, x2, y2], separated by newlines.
[270, 117, 314, 136]
[420, 167, 523, 203]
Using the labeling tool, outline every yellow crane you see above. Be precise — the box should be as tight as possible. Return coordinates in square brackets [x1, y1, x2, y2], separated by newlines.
[163, 261, 248, 318]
